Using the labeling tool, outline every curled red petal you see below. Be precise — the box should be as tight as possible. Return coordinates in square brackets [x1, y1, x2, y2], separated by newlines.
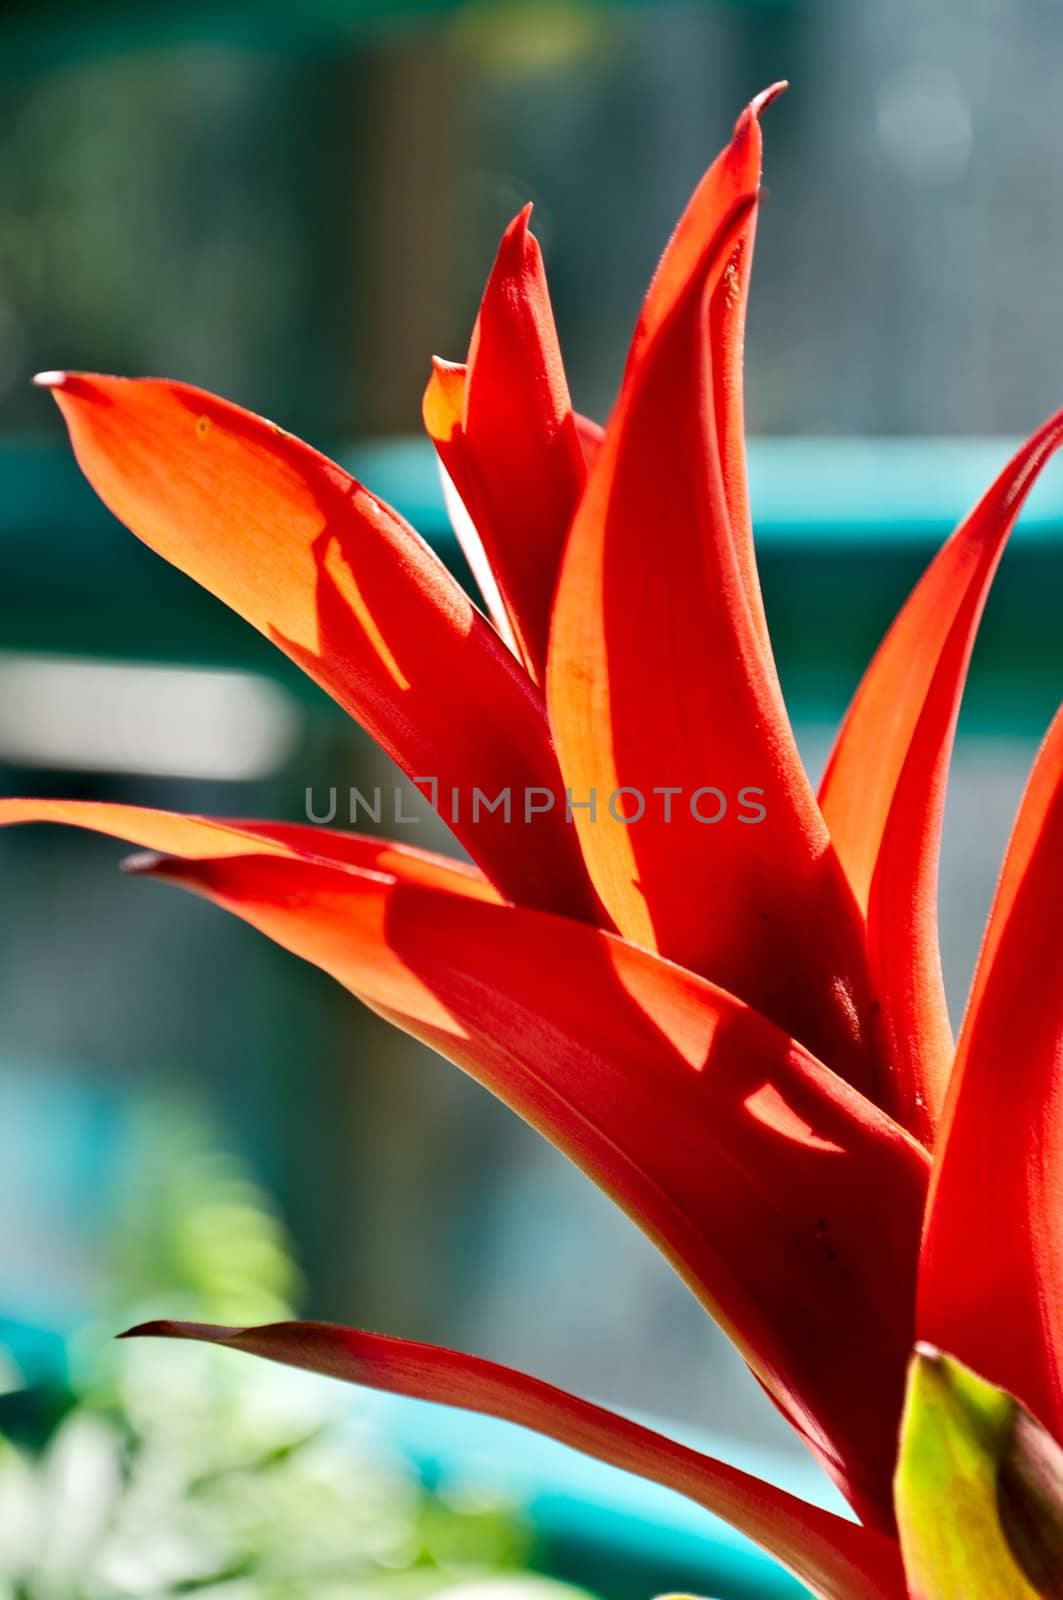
[38, 372, 596, 920]
[819, 409, 1063, 1143]
[121, 1318, 905, 1600]
[131, 846, 927, 1526]
[424, 358, 522, 657]
[424, 206, 586, 684]
[919, 707, 1063, 1441]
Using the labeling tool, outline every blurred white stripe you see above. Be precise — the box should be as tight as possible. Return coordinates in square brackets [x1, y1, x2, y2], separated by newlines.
[0, 654, 301, 780]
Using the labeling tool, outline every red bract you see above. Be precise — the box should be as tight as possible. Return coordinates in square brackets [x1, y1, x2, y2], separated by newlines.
[5, 88, 1062, 1600]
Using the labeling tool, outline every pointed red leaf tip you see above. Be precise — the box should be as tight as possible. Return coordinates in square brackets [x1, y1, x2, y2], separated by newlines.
[819, 406, 1063, 1145]
[423, 201, 586, 686]
[119, 1319, 905, 1600]
[0, 797, 503, 900]
[632, 81, 786, 354]
[38, 371, 599, 923]
[547, 87, 876, 1091]
[919, 706, 1063, 1444]
[629, 84, 786, 656]
[124, 844, 926, 1526]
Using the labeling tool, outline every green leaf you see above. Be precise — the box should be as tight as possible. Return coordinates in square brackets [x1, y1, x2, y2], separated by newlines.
[896, 1345, 1063, 1598]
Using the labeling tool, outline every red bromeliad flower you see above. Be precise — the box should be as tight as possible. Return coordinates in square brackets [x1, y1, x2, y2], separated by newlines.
[4, 87, 1063, 1599]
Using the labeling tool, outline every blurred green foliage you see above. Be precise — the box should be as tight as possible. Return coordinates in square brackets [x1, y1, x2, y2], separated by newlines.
[0, 1099, 586, 1600]
[94, 1098, 302, 1332]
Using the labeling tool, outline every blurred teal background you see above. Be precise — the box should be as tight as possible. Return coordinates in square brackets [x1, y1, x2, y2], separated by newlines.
[1, 2, 1062, 1596]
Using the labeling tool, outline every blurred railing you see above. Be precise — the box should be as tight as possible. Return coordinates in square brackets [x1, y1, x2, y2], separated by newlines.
[3, 432, 1060, 729]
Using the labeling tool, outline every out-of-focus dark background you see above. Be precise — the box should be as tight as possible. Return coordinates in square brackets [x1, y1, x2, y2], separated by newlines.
[1, 3, 1061, 1595]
